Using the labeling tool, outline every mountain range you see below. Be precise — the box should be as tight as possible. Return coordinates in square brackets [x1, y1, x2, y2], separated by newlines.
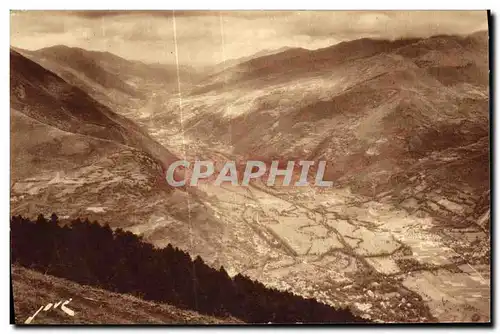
[10, 30, 490, 323]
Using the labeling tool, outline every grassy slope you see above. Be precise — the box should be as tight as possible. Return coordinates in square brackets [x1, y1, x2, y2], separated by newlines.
[11, 265, 242, 325]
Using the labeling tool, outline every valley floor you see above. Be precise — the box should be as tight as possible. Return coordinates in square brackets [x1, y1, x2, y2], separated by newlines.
[142, 139, 491, 323]
[195, 180, 490, 323]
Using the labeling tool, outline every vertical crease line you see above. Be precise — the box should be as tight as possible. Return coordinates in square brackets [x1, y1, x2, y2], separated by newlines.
[172, 10, 198, 310]
[219, 12, 232, 146]
[218, 11, 231, 272]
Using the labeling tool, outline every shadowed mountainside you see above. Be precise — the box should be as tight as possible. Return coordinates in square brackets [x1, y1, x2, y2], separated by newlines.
[10, 49, 179, 180]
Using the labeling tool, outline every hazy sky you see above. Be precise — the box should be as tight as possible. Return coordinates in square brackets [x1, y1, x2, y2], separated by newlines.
[10, 10, 488, 66]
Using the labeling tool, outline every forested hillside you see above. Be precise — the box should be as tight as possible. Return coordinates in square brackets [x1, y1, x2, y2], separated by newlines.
[11, 214, 366, 324]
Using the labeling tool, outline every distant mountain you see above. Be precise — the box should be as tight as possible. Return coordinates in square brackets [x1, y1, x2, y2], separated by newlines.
[13, 46, 202, 114]
[211, 46, 300, 73]
[27, 45, 142, 97]
[198, 32, 488, 91]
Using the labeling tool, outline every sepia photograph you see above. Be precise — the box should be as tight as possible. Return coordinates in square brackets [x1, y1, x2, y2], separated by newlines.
[9, 10, 491, 325]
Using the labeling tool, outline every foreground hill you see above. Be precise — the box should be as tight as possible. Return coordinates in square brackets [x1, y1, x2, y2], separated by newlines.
[11, 215, 366, 324]
[12, 265, 241, 324]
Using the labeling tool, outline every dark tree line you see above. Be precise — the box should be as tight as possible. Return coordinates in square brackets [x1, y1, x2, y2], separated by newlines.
[11, 214, 366, 324]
